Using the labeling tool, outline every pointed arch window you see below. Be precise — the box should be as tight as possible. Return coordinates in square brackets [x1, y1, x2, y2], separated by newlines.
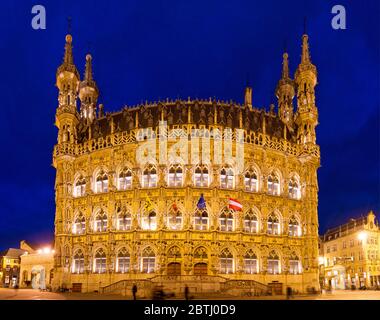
[194, 208, 208, 231]
[167, 246, 181, 260]
[220, 168, 234, 189]
[219, 248, 234, 274]
[289, 253, 301, 274]
[267, 251, 280, 274]
[117, 208, 132, 231]
[288, 177, 301, 200]
[73, 213, 86, 235]
[93, 249, 106, 273]
[141, 211, 157, 230]
[74, 176, 86, 197]
[72, 250, 85, 274]
[219, 207, 234, 232]
[244, 210, 258, 233]
[267, 172, 280, 196]
[244, 170, 258, 192]
[194, 247, 208, 260]
[168, 164, 183, 187]
[116, 248, 130, 273]
[95, 171, 108, 193]
[140, 247, 155, 273]
[142, 165, 157, 188]
[244, 250, 258, 274]
[167, 205, 182, 230]
[118, 168, 132, 190]
[289, 215, 301, 237]
[94, 210, 108, 232]
[267, 213, 280, 235]
[194, 165, 209, 187]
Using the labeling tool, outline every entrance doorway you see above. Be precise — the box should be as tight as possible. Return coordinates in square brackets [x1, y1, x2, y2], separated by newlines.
[194, 263, 207, 275]
[167, 262, 181, 275]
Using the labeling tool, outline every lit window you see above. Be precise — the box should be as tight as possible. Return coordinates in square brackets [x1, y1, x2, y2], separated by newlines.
[142, 165, 157, 188]
[168, 165, 183, 187]
[72, 250, 84, 274]
[167, 206, 182, 230]
[289, 253, 301, 274]
[73, 213, 86, 234]
[267, 213, 280, 235]
[288, 178, 301, 199]
[141, 211, 157, 230]
[267, 172, 280, 196]
[267, 251, 280, 274]
[219, 207, 234, 232]
[118, 168, 132, 190]
[194, 209, 208, 230]
[74, 176, 86, 197]
[140, 247, 155, 273]
[117, 208, 132, 231]
[244, 249, 258, 274]
[219, 249, 234, 274]
[194, 165, 209, 187]
[95, 171, 108, 193]
[244, 170, 258, 192]
[288, 216, 301, 237]
[93, 249, 106, 273]
[94, 210, 107, 232]
[244, 210, 258, 233]
[220, 168, 234, 189]
[116, 248, 130, 273]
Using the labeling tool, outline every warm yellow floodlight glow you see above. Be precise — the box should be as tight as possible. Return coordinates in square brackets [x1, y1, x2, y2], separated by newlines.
[357, 231, 367, 242]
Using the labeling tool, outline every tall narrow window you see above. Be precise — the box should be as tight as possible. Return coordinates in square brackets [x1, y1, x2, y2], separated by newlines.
[219, 249, 234, 274]
[117, 208, 132, 231]
[219, 208, 234, 232]
[244, 210, 258, 233]
[244, 250, 258, 274]
[118, 168, 132, 190]
[74, 176, 86, 197]
[94, 210, 108, 232]
[141, 211, 157, 230]
[116, 248, 130, 273]
[244, 170, 258, 192]
[194, 165, 209, 187]
[194, 209, 208, 230]
[267, 172, 280, 196]
[142, 165, 157, 188]
[288, 178, 301, 199]
[168, 246, 181, 260]
[288, 216, 301, 237]
[168, 165, 183, 187]
[289, 253, 301, 274]
[267, 251, 280, 274]
[140, 247, 155, 273]
[167, 205, 182, 230]
[267, 213, 280, 235]
[73, 213, 86, 235]
[95, 171, 108, 193]
[72, 250, 85, 274]
[93, 249, 106, 273]
[220, 168, 234, 189]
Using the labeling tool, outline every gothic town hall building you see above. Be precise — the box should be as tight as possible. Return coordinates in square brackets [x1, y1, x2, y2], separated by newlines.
[52, 32, 321, 296]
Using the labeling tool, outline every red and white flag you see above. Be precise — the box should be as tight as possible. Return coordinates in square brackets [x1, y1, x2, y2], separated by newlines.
[228, 198, 242, 211]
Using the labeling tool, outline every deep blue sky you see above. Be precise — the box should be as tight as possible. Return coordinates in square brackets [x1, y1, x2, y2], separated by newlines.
[0, 0, 379, 250]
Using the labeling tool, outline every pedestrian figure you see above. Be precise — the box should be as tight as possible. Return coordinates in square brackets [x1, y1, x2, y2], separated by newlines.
[286, 286, 291, 300]
[132, 284, 137, 300]
[184, 285, 189, 300]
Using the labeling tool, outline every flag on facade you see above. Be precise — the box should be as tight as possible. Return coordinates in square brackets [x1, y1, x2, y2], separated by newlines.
[197, 194, 206, 209]
[145, 196, 154, 212]
[228, 198, 242, 211]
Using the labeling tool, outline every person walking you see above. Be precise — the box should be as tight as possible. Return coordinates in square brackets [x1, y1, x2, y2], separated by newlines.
[132, 284, 137, 300]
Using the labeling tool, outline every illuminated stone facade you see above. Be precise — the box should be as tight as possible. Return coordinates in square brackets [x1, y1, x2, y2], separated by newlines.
[52, 32, 320, 296]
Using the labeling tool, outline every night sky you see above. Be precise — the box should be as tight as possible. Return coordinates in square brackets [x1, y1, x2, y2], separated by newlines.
[0, 0, 379, 250]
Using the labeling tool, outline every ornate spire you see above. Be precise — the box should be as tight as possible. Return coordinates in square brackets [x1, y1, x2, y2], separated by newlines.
[80, 54, 98, 91]
[301, 34, 311, 64]
[282, 52, 290, 79]
[56, 33, 80, 79]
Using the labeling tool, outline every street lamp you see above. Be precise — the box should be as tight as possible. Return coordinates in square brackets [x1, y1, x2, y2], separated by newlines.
[357, 231, 367, 242]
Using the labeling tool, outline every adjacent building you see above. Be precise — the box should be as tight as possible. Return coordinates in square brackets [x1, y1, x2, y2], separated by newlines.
[319, 211, 380, 289]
